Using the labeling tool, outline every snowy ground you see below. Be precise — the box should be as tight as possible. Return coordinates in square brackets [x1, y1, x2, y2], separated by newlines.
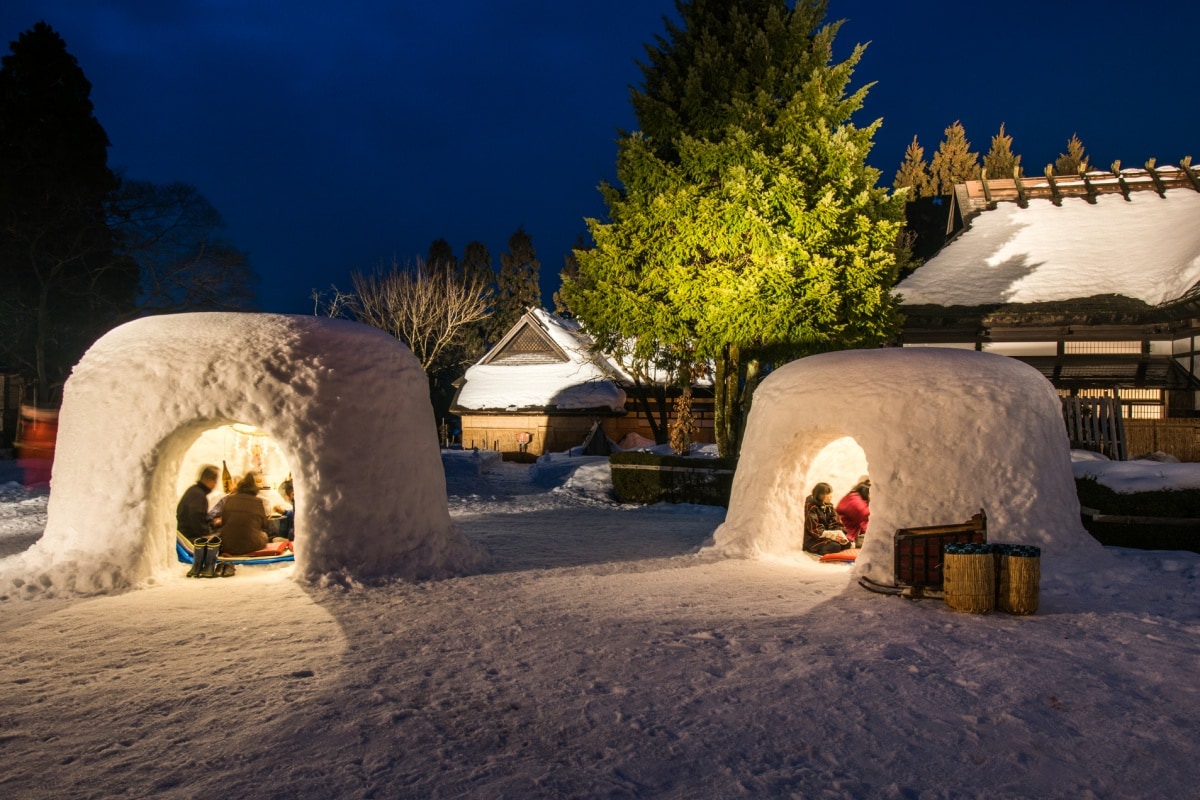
[2, 453, 1200, 799]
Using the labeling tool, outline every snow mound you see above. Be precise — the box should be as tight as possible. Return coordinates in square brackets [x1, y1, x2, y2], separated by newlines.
[705, 348, 1102, 583]
[0, 313, 488, 598]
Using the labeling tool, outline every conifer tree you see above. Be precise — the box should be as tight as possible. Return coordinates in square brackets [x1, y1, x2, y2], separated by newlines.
[893, 136, 932, 200]
[489, 226, 541, 343]
[460, 240, 494, 286]
[561, 0, 904, 456]
[426, 238, 457, 275]
[554, 234, 587, 316]
[982, 122, 1022, 180]
[1054, 134, 1090, 175]
[0, 22, 135, 402]
[929, 120, 980, 195]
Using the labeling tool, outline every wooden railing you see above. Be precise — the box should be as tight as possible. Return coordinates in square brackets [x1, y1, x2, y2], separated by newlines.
[960, 158, 1200, 212]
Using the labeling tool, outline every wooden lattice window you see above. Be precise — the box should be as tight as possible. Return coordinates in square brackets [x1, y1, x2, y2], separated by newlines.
[488, 325, 567, 365]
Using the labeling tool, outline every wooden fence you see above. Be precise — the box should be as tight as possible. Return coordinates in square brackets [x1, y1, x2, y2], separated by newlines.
[1125, 419, 1200, 462]
[1063, 396, 1127, 460]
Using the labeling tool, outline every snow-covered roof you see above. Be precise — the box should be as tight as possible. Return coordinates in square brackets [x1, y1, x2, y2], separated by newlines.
[454, 309, 627, 413]
[896, 189, 1200, 307]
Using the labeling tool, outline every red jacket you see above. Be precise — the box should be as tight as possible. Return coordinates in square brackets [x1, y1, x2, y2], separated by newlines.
[835, 491, 870, 542]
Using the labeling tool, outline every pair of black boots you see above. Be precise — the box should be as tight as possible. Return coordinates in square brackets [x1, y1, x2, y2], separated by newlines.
[186, 535, 235, 578]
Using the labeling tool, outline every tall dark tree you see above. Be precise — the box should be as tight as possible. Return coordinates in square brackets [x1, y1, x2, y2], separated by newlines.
[427, 237, 457, 275]
[554, 234, 588, 316]
[489, 226, 541, 343]
[460, 241, 494, 287]
[0, 22, 135, 402]
[1054, 133, 1091, 175]
[108, 179, 256, 315]
[561, 0, 904, 456]
[893, 135, 932, 200]
[929, 120, 980, 195]
[982, 122, 1022, 180]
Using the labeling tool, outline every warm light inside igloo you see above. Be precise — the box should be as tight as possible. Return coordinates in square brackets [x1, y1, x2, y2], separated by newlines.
[805, 436, 870, 501]
[176, 423, 293, 513]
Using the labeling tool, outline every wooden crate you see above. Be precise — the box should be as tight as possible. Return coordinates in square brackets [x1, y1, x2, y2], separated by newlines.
[894, 510, 988, 591]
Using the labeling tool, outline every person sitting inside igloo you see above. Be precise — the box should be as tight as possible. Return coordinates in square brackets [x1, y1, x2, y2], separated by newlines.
[219, 472, 278, 555]
[835, 477, 871, 549]
[176, 465, 219, 542]
[803, 482, 851, 556]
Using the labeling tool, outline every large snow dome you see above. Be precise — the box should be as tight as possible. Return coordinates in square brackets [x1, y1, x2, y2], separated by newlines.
[706, 348, 1101, 583]
[0, 313, 488, 597]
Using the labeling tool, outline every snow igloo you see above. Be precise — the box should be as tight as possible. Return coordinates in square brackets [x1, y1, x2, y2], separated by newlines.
[0, 313, 488, 597]
[706, 348, 1100, 584]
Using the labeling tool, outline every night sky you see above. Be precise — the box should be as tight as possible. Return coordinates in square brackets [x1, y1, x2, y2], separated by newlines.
[2, 1, 1196, 314]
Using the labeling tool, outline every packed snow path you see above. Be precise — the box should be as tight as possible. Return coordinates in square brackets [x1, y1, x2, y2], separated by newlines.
[1, 458, 1199, 798]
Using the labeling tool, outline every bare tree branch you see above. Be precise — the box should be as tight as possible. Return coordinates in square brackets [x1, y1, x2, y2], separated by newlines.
[347, 258, 491, 373]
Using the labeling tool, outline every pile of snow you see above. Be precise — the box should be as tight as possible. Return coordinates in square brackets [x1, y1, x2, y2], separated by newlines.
[707, 348, 1102, 584]
[0, 312, 487, 598]
[896, 190, 1200, 306]
[1073, 450, 1200, 494]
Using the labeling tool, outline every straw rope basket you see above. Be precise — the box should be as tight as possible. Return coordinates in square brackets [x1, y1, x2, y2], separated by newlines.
[997, 551, 1041, 615]
[943, 550, 995, 614]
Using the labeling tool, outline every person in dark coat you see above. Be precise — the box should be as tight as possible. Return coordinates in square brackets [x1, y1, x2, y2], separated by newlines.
[275, 478, 295, 541]
[219, 472, 270, 555]
[176, 465, 219, 542]
[836, 477, 871, 548]
[803, 481, 851, 556]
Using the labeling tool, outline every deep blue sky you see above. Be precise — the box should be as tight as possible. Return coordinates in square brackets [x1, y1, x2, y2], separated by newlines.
[2, 1, 1196, 314]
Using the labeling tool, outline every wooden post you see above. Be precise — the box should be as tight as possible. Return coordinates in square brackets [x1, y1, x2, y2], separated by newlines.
[1111, 161, 1131, 201]
[1044, 165, 1062, 206]
[1178, 156, 1200, 192]
[1081, 171, 1098, 204]
[1113, 389, 1128, 461]
[1145, 158, 1167, 197]
[1014, 168, 1028, 208]
[980, 168, 994, 208]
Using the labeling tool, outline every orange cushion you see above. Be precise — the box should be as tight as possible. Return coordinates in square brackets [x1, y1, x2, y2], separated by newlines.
[819, 550, 858, 563]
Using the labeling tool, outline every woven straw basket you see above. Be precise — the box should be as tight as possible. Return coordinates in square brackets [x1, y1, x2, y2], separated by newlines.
[997, 553, 1041, 615]
[943, 552, 995, 614]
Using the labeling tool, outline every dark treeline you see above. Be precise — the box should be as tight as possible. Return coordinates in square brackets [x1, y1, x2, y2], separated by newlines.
[0, 21, 255, 406]
[312, 226, 545, 428]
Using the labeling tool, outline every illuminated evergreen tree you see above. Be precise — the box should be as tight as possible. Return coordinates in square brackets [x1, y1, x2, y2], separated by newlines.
[894, 135, 932, 199]
[983, 122, 1022, 180]
[929, 120, 980, 195]
[561, 0, 903, 456]
[1054, 133, 1091, 175]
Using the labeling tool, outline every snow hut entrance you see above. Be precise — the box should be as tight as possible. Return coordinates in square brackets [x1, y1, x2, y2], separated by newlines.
[176, 422, 295, 544]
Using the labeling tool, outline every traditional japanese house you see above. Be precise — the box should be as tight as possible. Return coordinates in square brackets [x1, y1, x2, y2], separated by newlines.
[451, 309, 714, 456]
[896, 161, 1200, 459]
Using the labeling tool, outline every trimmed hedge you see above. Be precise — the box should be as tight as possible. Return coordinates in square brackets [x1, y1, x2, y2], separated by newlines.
[1075, 478, 1200, 518]
[609, 451, 737, 506]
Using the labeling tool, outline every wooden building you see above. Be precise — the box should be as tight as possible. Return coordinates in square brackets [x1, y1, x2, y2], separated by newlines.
[450, 309, 713, 456]
[897, 163, 1200, 457]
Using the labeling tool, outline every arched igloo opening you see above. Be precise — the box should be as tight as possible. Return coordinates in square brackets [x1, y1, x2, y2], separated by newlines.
[759, 432, 870, 550]
[0, 313, 488, 598]
[172, 422, 296, 549]
[705, 348, 1101, 584]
